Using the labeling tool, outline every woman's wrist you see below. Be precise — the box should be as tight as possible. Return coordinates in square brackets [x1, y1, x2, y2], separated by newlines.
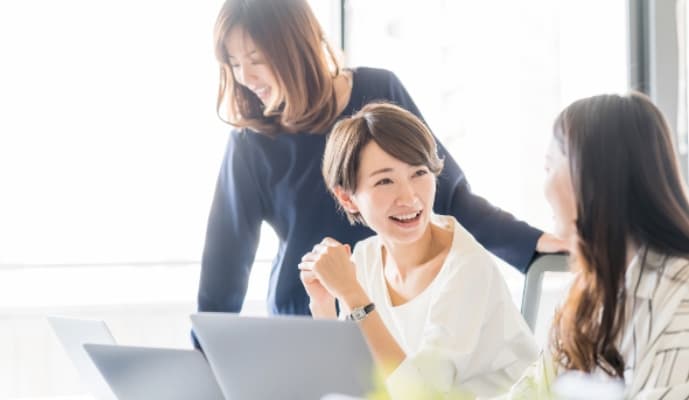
[309, 299, 337, 319]
[340, 286, 371, 311]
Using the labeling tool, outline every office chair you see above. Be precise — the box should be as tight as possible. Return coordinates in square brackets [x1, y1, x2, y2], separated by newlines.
[520, 254, 570, 332]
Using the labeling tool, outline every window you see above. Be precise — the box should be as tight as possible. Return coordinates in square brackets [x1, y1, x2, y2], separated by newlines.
[345, 0, 628, 307]
[0, 1, 226, 398]
[0, 1, 339, 398]
[346, 0, 628, 233]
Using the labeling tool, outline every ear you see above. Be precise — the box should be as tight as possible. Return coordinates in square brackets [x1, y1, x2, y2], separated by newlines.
[333, 186, 359, 214]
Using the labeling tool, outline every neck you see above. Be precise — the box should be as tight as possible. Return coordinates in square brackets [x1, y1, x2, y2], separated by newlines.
[382, 223, 437, 276]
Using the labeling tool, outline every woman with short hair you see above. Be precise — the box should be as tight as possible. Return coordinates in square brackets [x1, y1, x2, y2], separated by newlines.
[300, 102, 537, 398]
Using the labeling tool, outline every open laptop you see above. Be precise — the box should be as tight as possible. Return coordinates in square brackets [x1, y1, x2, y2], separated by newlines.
[48, 316, 223, 400]
[83, 343, 224, 400]
[47, 316, 118, 400]
[191, 313, 375, 400]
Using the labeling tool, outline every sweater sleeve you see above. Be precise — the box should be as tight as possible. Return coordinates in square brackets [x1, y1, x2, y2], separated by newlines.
[387, 71, 542, 273]
[198, 131, 264, 315]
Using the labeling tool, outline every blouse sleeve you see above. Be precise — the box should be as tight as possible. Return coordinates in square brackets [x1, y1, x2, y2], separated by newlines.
[385, 249, 538, 398]
[493, 350, 557, 400]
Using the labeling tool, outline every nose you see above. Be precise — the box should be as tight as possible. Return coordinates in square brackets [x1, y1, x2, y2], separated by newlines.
[234, 64, 256, 87]
[394, 180, 419, 208]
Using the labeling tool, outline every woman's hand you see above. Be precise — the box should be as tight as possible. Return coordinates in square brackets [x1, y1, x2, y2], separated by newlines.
[298, 237, 363, 307]
[299, 268, 335, 317]
[536, 232, 569, 253]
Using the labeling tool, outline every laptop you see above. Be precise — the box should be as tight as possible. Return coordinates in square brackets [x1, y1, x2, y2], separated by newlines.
[48, 316, 223, 400]
[47, 316, 118, 400]
[191, 313, 375, 400]
[83, 343, 224, 400]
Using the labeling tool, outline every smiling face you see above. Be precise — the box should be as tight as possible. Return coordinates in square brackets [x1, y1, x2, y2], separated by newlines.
[338, 141, 436, 245]
[224, 27, 280, 106]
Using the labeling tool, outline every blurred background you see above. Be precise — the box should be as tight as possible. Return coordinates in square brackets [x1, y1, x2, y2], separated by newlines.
[0, 0, 683, 398]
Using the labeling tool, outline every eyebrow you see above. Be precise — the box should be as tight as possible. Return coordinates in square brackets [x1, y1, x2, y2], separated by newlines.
[228, 50, 257, 59]
[369, 167, 393, 177]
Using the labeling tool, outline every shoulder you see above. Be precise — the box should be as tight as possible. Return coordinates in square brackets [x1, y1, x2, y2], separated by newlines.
[663, 254, 689, 280]
[638, 251, 689, 299]
[445, 215, 498, 265]
[225, 127, 301, 164]
[221, 130, 264, 174]
[351, 234, 380, 263]
[351, 234, 381, 278]
[435, 214, 502, 283]
[651, 253, 689, 305]
[350, 67, 406, 98]
[220, 128, 286, 188]
[351, 66, 399, 83]
[347, 67, 420, 121]
[226, 128, 258, 155]
[227, 127, 278, 149]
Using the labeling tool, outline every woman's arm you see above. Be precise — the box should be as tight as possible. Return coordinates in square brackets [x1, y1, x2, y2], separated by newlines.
[198, 131, 264, 322]
[298, 237, 406, 375]
[339, 287, 406, 376]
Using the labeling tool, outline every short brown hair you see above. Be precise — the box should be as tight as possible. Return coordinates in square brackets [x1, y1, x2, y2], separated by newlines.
[322, 102, 444, 224]
[214, 0, 343, 135]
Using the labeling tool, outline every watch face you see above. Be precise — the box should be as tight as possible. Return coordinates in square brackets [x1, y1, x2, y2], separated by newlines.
[352, 309, 366, 320]
[348, 303, 374, 321]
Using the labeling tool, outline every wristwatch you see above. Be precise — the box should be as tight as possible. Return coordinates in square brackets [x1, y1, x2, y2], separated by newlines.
[346, 302, 375, 322]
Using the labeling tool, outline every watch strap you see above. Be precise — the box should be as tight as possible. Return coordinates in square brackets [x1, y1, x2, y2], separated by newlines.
[346, 302, 375, 321]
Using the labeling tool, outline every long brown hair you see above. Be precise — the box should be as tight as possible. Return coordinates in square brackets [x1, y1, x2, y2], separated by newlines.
[322, 102, 444, 225]
[213, 0, 343, 135]
[551, 92, 689, 377]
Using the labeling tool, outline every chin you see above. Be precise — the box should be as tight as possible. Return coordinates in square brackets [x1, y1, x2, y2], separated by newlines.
[386, 221, 430, 245]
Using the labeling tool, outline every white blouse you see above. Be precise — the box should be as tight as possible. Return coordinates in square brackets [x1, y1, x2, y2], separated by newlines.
[350, 214, 538, 398]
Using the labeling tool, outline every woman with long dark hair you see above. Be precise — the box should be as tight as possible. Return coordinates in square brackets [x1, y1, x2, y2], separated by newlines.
[506, 92, 689, 398]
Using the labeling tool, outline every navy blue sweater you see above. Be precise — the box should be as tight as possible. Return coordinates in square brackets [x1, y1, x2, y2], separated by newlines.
[199, 67, 542, 316]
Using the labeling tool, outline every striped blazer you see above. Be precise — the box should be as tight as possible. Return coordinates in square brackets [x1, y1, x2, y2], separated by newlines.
[499, 248, 689, 400]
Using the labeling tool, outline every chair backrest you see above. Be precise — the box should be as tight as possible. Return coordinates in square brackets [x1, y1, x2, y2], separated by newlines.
[521, 254, 570, 333]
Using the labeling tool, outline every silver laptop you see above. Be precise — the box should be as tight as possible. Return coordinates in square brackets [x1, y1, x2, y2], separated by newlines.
[48, 316, 223, 400]
[47, 316, 118, 400]
[84, 343, 224, 400]
[191, 313, 375, 400]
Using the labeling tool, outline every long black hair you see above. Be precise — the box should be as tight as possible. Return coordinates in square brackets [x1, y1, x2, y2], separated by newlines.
[551, 92, 689, 376]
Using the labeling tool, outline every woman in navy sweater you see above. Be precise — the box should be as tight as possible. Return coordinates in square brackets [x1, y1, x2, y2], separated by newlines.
[199, 0, 562, 317]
